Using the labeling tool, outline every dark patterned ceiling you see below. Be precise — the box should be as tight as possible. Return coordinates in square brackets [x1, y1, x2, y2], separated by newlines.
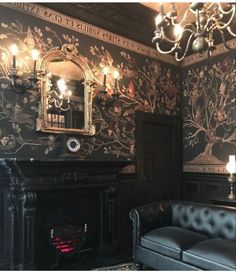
[41, 3, 157, 48]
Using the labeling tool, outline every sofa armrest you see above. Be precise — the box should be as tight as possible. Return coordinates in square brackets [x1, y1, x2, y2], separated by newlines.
[129, 201, 172, 254]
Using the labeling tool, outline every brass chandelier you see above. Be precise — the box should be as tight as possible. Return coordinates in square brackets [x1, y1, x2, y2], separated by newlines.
[152, 2, 236, 61]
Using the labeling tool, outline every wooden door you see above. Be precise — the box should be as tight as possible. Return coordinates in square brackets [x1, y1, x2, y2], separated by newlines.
[135, 112, 181, 204]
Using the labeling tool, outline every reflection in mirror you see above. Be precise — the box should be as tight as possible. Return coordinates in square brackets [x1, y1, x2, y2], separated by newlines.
[46, 60, 84, 129]
[36, 45, 95, 135]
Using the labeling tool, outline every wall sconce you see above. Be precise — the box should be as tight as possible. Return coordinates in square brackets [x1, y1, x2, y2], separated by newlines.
[97, 66, 120, 107]
[226, 155, 236, 200]
[9, 43, 39, 93]
[46, 76, 72, 112]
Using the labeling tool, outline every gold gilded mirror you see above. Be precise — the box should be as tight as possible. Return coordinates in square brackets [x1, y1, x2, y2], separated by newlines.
[36, 44, 95, 135]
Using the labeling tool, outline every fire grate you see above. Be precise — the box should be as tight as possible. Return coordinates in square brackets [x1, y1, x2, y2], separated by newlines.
[49, 223, 87, 268]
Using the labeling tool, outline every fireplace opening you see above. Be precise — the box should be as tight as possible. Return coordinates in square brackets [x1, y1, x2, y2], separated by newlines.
[44, 213, 88, 268]
[35, 190, 99, 269]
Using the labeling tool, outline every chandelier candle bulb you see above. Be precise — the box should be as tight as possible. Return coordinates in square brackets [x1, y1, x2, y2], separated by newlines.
[10, 44, 18, 69]
[57, 79, 67, 93]
[67, 90, 72, 103]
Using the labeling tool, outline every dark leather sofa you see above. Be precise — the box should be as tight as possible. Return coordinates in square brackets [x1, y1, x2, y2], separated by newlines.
[130, 201, 236, 270]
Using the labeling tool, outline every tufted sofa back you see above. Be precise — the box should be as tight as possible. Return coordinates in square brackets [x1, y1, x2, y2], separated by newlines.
[171, 201, 236, 241]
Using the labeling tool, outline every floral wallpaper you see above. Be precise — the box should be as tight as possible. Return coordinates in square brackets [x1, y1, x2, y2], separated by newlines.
[182, 52, 236, 173]
[0, 5, 180, 160]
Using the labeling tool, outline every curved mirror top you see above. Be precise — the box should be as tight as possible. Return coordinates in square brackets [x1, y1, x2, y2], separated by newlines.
[36, 45, 95, 135]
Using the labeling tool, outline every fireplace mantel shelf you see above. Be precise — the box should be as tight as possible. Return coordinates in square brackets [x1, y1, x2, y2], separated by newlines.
[0, 159, 132, 190]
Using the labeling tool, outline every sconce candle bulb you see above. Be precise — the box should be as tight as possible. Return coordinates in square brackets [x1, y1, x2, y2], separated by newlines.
[32, 49, 39, 74]
[113, 70, 119, 89]
[9, 45, 39, 93]
[103, 66, 109, 86]
[10, 44, 18, 69]
[97, 67, 120, 106]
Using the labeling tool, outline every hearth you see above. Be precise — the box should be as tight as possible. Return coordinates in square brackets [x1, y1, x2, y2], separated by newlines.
[0, 159, 129, 270]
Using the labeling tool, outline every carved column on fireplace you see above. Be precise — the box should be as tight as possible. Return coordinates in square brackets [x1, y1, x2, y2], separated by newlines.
[8, 190, 37, 270]
[97, 185, 118, 255]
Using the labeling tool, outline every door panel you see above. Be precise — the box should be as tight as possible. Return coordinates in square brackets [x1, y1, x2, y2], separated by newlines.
[135, 112, 180, 204]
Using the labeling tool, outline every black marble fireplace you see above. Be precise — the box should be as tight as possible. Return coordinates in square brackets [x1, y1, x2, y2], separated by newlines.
[0, 159, 128, 270]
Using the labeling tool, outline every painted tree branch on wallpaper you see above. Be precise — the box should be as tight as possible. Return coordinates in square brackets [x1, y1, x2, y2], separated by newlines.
[183, 56, 236, 173]
[0, 8, 180, 160]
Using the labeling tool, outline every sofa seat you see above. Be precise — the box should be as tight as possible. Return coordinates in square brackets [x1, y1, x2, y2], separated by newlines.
[183, 239, 236, 270]
[140, 226, 208, 260]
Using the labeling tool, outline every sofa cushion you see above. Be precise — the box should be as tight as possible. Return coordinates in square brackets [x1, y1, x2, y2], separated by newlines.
[140, 226, 208, 260]
[183, 238, 236, 270]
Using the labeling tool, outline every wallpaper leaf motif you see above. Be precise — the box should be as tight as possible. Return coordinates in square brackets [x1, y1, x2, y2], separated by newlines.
[183, 56, 236, 165]
[0, 12, 180, 159]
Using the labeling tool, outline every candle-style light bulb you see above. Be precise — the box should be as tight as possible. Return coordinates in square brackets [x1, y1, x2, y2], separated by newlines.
[113, 70, 119, 89]
[67, 90, 72, 102]
[57, 79, 67, 93]
[10, 44, 18, 69]
[103, 66, 109, 87]
[226, 155, 236, 174]
[32, 49, 39, 61]
[32, 49, 39, 74]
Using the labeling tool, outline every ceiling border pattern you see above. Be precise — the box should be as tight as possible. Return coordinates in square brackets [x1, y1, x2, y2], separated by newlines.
[1, 2, 177, 65]
[182, 39, 236, 67]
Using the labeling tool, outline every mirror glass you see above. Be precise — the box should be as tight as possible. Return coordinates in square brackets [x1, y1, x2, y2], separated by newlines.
[36, 45, 95, 135]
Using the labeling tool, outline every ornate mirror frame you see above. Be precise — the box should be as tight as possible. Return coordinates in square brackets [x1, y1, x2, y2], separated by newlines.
[36, 44, 95, 135]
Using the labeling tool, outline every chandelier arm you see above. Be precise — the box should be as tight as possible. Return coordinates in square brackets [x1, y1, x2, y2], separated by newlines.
[205, 2, 215, 10]
[161, 28, 195, 44]
[49, 90, 62, 100]
[155, 42, 178, 55]
[175, 33, 195, 62]
[58, 104, 70, 112]
[216, 7, 236, 30]
[203, 4, 235, 34]
[52, 98, 63, 109]
[227, 26, 236, 37]
[53, 98, 70, 111]
[170, 9, 191, 26]
[216, 2, 235, 15]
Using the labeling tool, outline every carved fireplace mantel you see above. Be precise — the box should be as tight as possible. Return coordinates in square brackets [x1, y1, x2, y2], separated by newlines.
[0, 159, 130, 270]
